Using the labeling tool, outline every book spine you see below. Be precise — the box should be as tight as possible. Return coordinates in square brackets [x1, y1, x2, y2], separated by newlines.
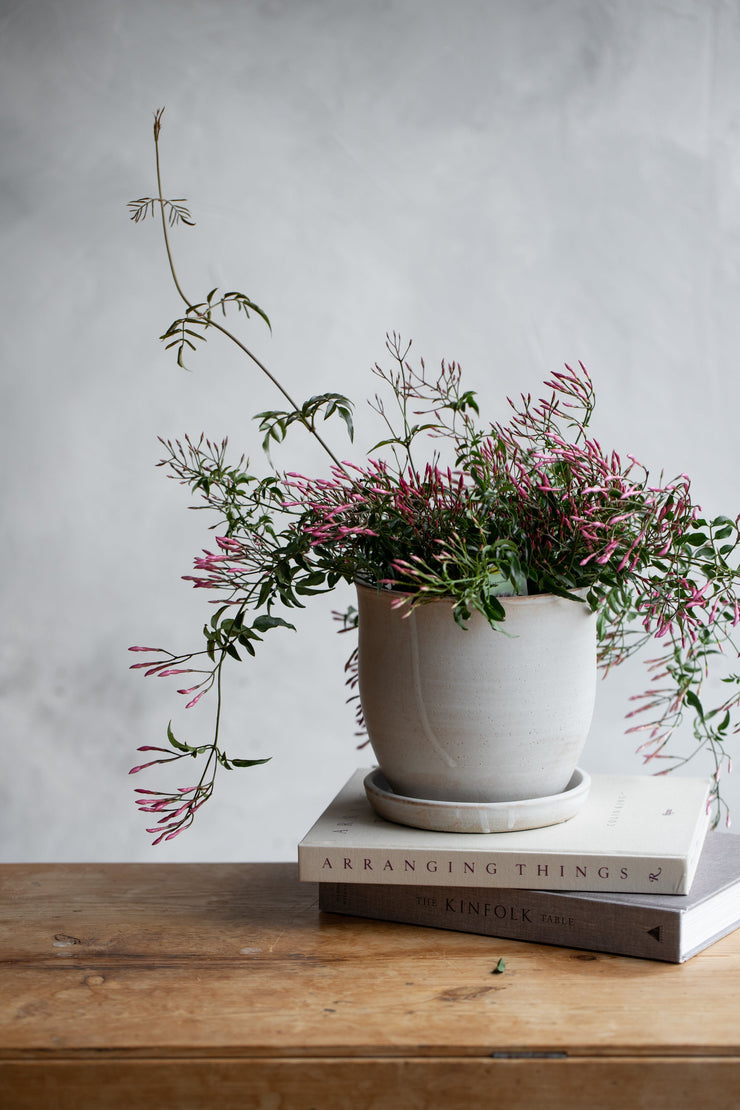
[318, 882, 683, 962]
[299, 845, 690, 894]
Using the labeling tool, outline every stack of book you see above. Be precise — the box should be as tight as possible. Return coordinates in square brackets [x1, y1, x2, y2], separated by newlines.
[298, 768, 740, 963]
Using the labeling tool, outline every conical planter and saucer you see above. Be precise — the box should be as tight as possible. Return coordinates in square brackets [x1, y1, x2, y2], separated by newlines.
[356, 583, 596, 834]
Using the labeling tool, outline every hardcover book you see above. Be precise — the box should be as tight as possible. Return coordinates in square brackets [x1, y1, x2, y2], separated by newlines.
[298, 769, 712, 894]
[318, 832, 740, 963]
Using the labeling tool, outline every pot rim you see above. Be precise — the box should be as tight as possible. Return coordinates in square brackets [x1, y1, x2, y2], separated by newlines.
[354, 579, 590, 607]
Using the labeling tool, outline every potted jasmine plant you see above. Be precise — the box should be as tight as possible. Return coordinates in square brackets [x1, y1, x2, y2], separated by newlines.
[129, 111, 740, 842]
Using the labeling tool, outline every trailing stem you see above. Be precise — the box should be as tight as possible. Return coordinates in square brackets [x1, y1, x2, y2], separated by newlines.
[148, 107, 347, 474]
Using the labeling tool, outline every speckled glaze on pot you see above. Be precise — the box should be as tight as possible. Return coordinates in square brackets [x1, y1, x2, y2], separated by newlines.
[356, 583, 597, 805]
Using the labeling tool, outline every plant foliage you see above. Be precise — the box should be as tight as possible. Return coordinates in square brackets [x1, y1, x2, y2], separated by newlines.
[128, 110, 739, 842]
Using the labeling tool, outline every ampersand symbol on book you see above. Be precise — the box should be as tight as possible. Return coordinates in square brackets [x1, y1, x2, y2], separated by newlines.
[648, 867, 663, 883]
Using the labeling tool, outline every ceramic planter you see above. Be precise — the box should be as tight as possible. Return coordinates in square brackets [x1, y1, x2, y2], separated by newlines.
[356, 583, 597, 828]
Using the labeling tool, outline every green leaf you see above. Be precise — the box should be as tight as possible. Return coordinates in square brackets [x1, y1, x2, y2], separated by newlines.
[257, 581, 274, 608]
[167, 722, 192, 753]
[446, 390, 480, 416]
[685, 690, 704, 719]
[481, 595, 506, 623]
[211, 606, 230, 629]
[217, 751, 271, 771]
[237, 631, 261, 647]
[336, 405, 354, 441]
[301, 571, 326, 588]
[453, 602, 472, 628]
[252, 614, 296, 633]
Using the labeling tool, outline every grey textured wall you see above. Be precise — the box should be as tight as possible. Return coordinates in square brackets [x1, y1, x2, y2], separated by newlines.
[2, 0, 739, 861]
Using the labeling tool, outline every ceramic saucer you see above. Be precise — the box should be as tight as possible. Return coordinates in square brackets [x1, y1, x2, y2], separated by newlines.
[363, 767, 591, 834]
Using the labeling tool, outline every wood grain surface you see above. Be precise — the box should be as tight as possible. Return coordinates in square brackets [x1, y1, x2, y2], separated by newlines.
[1, 862, 738, 1108]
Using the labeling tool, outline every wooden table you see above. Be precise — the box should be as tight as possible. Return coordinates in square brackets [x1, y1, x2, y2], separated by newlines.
[1, 863, 738, 1109]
